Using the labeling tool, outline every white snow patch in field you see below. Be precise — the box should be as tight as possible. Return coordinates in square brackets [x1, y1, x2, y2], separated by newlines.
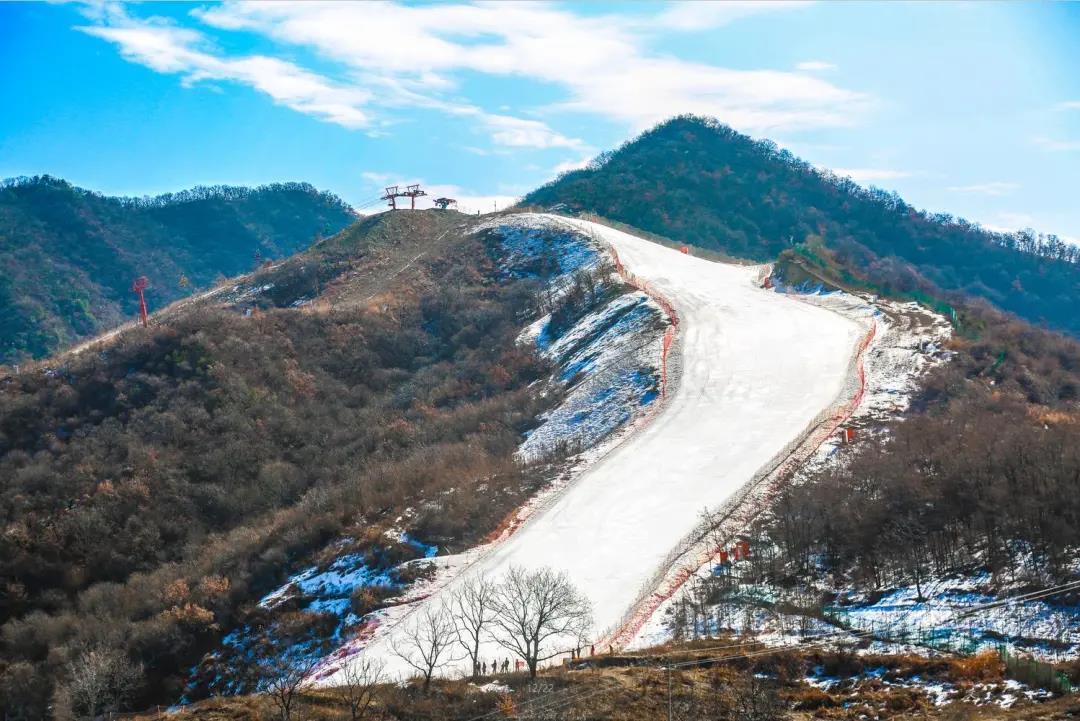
[493, 214, 667, 461]
[794, 292, 952, 423]
[258, 554, 394, 610]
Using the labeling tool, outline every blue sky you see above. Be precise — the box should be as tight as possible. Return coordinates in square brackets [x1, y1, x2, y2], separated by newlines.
[1, 1, 1078, 239]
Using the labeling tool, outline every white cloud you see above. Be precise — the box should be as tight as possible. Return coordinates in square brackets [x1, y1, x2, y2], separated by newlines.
[652, 1, 812, 31]
[1055, 100, 1080, 110]
[418, 182, 519, 215]
[946, 181, 1019, 196]
[421, 183, 520, 215]
[998, 212, 1035, 227]
[1032, 136, 1080, 152]
[982, 212, 1036, 233]
[79, 1, 869, 152]
[552, 156, 595, 175]
[828, 167, 913, 183]
[361, 171, 395, 187]
[980, 213, 1079, 245]
[188, 1, 868, 136]
[445, 194, 519, 215]
[796, 60, 836, 72]
[78, 15, 373, 129]
[479, 114, 583, 150]
[78, 4, 585, 150]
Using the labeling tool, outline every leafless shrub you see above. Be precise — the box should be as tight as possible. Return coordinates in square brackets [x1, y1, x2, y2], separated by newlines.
[729, 674, 784, 721]
[334, 656, 385, 721]
[65, 647, 143, 720]
[262, 654, 317, 721]
[391, 604, 461, 691]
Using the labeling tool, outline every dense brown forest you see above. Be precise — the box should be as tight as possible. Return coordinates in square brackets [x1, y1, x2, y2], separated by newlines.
[759, 308, 1080, 595]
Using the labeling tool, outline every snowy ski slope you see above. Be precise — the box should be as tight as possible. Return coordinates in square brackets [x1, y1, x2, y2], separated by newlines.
[321, 215, 864, 683]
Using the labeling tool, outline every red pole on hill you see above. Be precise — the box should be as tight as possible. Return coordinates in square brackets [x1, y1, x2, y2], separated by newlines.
[132, 276, 149, 327]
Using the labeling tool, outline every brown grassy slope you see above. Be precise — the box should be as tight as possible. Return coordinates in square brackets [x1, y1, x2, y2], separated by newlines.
[128, 641, 1078, 721]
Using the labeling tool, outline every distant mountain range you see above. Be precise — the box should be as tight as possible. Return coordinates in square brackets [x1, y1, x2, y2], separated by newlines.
[525, 115, 1080, 337]
[0, 176, 355, 362]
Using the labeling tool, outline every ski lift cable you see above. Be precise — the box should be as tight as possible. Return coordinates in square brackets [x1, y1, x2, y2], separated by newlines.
[648, 576, 1080, 662]
[950, 577, 1080, 619]
[354, 196, 390, 210]
[670, 578, 1080, 670]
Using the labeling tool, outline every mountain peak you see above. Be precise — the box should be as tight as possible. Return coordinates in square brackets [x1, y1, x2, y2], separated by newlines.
[526, 115, 1080, 337]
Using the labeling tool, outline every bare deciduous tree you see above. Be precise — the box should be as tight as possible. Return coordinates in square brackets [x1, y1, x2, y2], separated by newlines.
[262, 654, 317, 721]
[391, 604, 460, 691]
[883, 515, 930, 602]
[66, 647, 142, 720]
[490, 566, 592, 677]
[729, 675, 784, 721]
[334, 656, 384, 721]
[450, 574, 497, 678]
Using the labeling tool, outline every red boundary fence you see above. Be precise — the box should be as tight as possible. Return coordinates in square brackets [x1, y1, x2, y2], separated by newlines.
[608, 246, 680, 398]
[463, 241, 683, 554]
[599, 316, 877, 649]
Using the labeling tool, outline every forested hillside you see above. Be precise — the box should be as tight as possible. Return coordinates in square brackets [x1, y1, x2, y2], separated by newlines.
[759, 305, 1080, 589]
[0, 176, 355, 363]
[0, 210, 566, 715]
[525, 115, 1080, 337]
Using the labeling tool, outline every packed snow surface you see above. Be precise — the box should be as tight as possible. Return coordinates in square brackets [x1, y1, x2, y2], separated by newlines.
[320, 214, 863, 683]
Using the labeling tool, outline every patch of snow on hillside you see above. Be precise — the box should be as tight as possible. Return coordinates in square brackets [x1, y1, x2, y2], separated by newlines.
[259, 555, 393, 612]
[257, 536, 438, 615]
[519, 291, 664, 461]
[788, 290, 953, 470]
[482, 215, 598, 281]
[802, 667, 1053, 708]
[189, 532, 440, 696]
[832, 574, 1080, 660]
[477, 215, 667, 462]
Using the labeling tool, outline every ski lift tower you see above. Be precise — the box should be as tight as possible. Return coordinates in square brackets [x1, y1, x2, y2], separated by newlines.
[403, 184, 427, 209]
[433, 197, 457, 210]
[381, 185, 404, 210]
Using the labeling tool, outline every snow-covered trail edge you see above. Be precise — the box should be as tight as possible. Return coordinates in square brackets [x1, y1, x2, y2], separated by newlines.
[318, 214, 864, 684]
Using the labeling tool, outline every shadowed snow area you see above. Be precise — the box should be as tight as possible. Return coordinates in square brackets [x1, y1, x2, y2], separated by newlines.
[318, 215, 862, 684]
[518, 290, 665, 459]
[495, 217, 667, 459]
